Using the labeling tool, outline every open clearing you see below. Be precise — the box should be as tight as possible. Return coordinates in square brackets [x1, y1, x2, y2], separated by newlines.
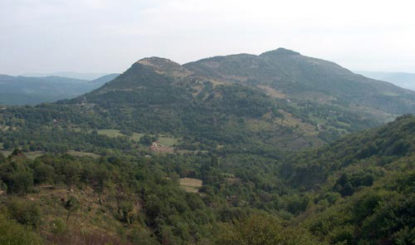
[25, 151, 44, 159]
[96, 130, 178, 146]
[1, 150, 100, 159]
[258, 85, 286, 99]
[0, 150, 12, 157]
[0, 150, 43, 159]
[67, 150, 101, 159]
[158, 135, 179, 147]
[97, 129, 124, 138]
[179, 178, 203, 193]
[131, 132, 145, 141]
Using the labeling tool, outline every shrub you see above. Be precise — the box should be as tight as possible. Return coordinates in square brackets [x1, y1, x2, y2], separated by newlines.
[0, 213, 43, 245]
[7, 199, 41, 228]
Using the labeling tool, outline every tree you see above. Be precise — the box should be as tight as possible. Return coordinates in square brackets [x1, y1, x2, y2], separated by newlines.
[140, 134, 157, 146]
[32, 162, 55, 184]
[0, 152, 5, 163]
[7, 171, 34, 194]
[64, 196, 80, 223]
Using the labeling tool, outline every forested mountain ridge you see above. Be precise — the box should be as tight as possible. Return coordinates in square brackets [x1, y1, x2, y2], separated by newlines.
[185, 48, 415, 115]
[1, 48, 415, 155]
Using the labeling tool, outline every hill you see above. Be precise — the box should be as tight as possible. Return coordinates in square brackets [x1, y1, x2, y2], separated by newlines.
[0, 74, 118, 105]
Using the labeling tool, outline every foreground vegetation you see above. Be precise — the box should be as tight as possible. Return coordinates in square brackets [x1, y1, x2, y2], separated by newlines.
[0, 115, 414, 244]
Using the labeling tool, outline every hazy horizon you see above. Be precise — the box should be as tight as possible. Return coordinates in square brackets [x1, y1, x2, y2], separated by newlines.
[1, 0, 414, 75]
[3, 49, 415, 78]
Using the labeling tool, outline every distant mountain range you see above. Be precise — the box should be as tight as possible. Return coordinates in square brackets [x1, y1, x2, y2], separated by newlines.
[357, 71, 415, 91]
[0, 73, 119, 105]
[22, 72, 110, 80]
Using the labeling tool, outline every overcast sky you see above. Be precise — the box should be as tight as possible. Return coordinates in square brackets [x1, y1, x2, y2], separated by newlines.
[1, 0, 414, 75]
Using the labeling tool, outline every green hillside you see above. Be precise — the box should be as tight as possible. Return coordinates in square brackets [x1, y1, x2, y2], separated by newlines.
[0, 115, 413, 244]
[287, 115, 415, 244]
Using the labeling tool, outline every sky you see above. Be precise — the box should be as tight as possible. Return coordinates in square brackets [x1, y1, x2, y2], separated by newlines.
[1, 0, 414, 75]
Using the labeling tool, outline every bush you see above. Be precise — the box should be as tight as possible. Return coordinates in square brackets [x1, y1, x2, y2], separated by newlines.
[0, 213, 43, 245]
[7, 171, 34, 194]
[50, 218, 66, 234]
[140, 134, 157, 146]
[32, 162, 55, 184]
[7, 199, 41, 228]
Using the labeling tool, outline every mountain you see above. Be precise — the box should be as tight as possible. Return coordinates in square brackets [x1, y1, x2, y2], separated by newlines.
[185, 48, 415, 115]
[357, 71, 415, 91]
[64, 48, 415, 149]
[1, 48, 415, 154]
[0, 74, 118, 105]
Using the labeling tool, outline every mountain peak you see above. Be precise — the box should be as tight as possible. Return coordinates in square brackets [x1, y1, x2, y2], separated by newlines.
[137, 57, 179, 67]
[136, 57, 191, 78]
[260, 48, 301, 56]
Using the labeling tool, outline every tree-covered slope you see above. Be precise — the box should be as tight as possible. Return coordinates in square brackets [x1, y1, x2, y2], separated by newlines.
[285, 115, 415, 244]
[282, 114, 415, 189]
